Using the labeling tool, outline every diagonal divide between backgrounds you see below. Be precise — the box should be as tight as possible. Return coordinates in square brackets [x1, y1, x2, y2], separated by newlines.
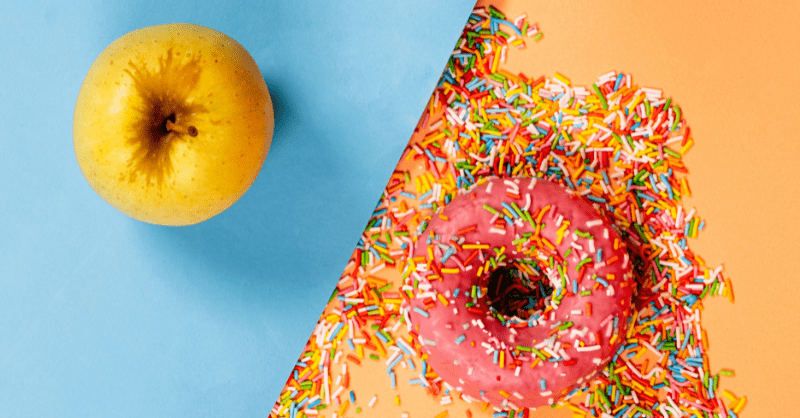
[258, 0, 481, 404]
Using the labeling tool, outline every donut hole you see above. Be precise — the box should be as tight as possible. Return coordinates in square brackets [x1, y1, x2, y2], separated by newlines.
[482, 263, 554, 322]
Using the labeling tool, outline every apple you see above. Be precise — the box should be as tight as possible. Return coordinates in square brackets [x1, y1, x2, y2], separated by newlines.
[74, 23, 274, 226]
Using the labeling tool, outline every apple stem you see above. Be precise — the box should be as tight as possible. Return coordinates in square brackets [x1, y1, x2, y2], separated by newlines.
[165, 119, 198, 137]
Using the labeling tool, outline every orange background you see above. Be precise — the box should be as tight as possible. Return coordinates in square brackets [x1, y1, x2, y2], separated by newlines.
[298, 1, 800, 417]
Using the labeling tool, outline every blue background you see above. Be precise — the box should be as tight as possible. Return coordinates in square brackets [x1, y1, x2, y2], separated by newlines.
[0, 0, 475, 416]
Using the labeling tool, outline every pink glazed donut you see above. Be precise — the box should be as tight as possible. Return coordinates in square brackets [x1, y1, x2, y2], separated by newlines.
[404, 177, 633, 409]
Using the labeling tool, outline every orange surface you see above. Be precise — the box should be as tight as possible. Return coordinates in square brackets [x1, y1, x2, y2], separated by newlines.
[275, 1, 800, 417]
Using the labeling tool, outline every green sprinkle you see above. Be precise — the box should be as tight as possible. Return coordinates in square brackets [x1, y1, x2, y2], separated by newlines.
[671, 105, 682, 131]
[483, 204, 498, 214]
[369, 354, 380, 361]
[530, 347, 547, 361]
[576, 257, 593, 271]
[592, 84, 608, 109]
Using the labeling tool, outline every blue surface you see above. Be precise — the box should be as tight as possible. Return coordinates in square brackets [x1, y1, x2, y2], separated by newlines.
[0, 0, 474, 416]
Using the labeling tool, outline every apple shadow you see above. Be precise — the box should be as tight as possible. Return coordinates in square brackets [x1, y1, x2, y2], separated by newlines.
[262, 74, 296, 159]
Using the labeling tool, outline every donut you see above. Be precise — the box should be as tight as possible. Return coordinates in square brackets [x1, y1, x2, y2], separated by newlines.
[403, 176, 634, 409]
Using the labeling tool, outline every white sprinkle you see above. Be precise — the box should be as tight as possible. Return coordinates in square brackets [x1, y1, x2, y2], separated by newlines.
[585, 220, 603, 227]
[576, 345, 601, 352]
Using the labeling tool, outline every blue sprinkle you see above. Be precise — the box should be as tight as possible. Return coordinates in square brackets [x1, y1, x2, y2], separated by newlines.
[493, 350, 499, 364]
[441, 247, 455, 263]
[387, 353, 403, 373]
[455, 334, 466, 345]
[501, 202, 519, 218]
[637, 192, 656, 202]
[614, 74, 624, 91]
[490, 17, 523, 36]
[407, 358, 415, 370]
[597, 248, 603, 262]
[419, 189, 433, 200]
[327, 322, 344, 342]
[540, 379, 547, 390]
[596, 277, 609, 287]
[413, 307, 429, 318]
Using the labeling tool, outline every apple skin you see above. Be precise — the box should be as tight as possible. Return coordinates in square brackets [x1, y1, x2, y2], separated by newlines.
[74, 23, 274, 226]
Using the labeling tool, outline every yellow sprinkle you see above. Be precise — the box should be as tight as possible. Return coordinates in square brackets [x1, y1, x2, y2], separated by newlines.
[568, 404, 586, 415]
[434, 411, 449, 418]
[395, 396, 401, 405]
[437, 293, 450, 306]
[440, 268, 459, 274]
[372, 333, 387, 357]
[339, 400, 350, 416]
[680, 139, 694, 155]
[422, 131, 446, 146]
[462, 244, 490, 249]
[722, 390, 738, 402]
[499, 390, 510, 398]
[383, 298, 402, 305]
[554, 72, 571, 86]
[733, 396, 747, 413]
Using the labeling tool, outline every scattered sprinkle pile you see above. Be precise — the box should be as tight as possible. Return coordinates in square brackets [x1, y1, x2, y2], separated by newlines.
[270, 5, 743, 418]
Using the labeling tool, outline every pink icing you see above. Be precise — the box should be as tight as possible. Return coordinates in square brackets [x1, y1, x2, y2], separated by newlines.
[404, 177, 633, 409]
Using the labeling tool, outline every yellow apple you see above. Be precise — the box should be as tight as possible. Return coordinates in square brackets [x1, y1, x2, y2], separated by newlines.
[74, 23, 274, 226]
